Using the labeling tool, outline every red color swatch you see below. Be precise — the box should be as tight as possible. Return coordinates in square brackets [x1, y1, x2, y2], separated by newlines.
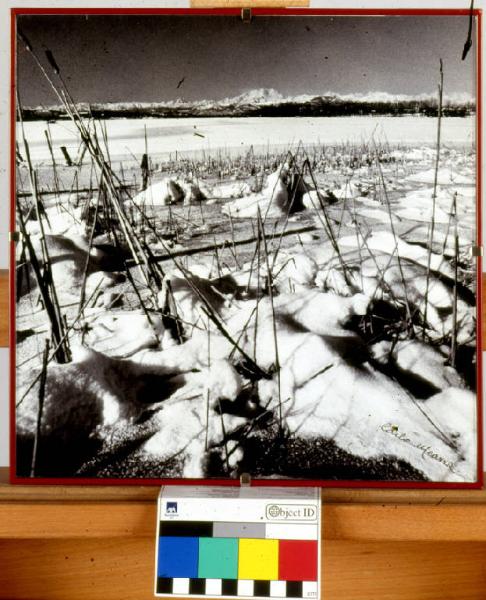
[278, 540, 318, 581]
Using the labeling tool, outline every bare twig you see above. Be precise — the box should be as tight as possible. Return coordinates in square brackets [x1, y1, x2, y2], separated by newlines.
[449, 192, 459, 367]
[462, 0, 474, 60]
[257, 207, 282, 433]
[423, 59, 444, 338]
[29, 339, 50, 477]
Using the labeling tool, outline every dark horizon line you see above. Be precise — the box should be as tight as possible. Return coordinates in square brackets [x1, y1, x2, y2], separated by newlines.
[20, 91, 476, 111]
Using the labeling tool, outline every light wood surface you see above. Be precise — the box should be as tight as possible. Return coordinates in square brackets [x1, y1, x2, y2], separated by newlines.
[0, 538, 485, 600]
[1, 494, 486, 543]
[0, 466, 485, 600]
[1, 469, 485, 543]
[2, 469, 486, 504]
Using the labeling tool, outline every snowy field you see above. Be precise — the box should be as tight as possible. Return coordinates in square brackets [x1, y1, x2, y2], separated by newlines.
[14, 115, 479, 483]
[22, 115, 476, 162]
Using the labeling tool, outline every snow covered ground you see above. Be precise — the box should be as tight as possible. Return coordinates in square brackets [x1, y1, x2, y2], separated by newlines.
[14, 126, 479, 484]
[21, 115, 475, 163]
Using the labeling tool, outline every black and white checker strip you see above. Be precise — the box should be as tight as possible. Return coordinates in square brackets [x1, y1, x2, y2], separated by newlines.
[156, 578, 317, 598]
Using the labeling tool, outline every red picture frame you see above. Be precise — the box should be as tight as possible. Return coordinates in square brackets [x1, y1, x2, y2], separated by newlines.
[9, 6, 483, 489]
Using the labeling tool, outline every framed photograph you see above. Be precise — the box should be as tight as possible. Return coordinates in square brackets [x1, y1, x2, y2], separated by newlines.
[10, 7, 483, 487]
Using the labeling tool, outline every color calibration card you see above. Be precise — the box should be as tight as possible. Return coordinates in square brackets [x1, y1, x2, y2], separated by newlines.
[155, 486, 321, 600]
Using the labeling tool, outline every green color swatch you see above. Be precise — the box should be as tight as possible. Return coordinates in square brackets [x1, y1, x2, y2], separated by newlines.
[198, 537, 238, 579]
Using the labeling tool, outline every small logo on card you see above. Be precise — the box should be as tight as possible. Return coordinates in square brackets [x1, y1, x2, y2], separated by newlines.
[266, 504, 316, 521]
[165, 502, 178, 515]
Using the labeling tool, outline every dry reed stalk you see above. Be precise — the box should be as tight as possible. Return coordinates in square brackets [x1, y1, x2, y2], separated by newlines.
[30, 338, 50, 477]
[350, 196, 365, 291]
[173, 250, 269, 378]
[141, 123, 150, 191]
[227, 297, 264, 366]
[17, 183, 134, 199]
[372, 144, 413, 328]
[253, 220, 262, 362]
[16, 237, 31, 302]
[131, 224, 317, 265]
[259, 150, 294, 225]
[257, 207, 282, 433]
[348, 213, 406, 312]
[124, 263, 158, 338]
[441, 192, 458, 255]
[159, 277, 185, 344]
[15, 209, 58, 343]
[301, 155, 355, 287]
[217, 398, 231, 474]
[212, 235, 222, 278]
[245, 227, 261, 295]
[269, 157, 308, 270]
[77, 141, 88, 167]
[17, 97, 71, 363]
[16, 278, 104, 409]
[198, 195, 205, 225]
[44, 126, 60, 196]
[205, 313, 211, 452]
[60, 146, 73, 167]
[127, 206, 268, 377]
[423, 59, 444, 338]
[16, 141, 24, 164]
[18, 37, 163, 311]
[227, 208, 241, 269]
[449, 192, 459, 367]
[77, 189, 101, 315]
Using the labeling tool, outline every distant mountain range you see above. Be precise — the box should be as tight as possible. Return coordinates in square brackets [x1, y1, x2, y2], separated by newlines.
[20, 88, 475, 120]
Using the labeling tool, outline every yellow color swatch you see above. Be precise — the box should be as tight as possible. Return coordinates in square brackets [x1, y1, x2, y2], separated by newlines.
[238, 538, 279, 580]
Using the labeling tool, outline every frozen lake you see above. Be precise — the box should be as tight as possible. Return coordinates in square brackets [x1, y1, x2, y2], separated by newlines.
[21, 115, 476, 163]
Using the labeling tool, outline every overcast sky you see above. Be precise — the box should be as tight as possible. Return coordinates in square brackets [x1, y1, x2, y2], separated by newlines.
[16, 14, 477, 106]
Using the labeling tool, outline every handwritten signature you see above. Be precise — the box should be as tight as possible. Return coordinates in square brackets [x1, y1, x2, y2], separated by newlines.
[380, 423, 456, 473]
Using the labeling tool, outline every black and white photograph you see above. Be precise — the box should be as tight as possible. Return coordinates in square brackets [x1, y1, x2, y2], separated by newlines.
[13, 10, 481, 484]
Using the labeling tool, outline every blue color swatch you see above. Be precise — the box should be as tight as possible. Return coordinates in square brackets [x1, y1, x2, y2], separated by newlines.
[157, 536, 199, 578]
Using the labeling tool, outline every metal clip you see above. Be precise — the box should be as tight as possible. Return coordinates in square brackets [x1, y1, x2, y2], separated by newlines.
[241, 8, 252, 24]
[240, 473, 251, 487]
[472, 245, 483, 257]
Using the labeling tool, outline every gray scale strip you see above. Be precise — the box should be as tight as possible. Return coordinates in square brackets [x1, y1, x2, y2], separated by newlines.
[213, 522, 267, 538]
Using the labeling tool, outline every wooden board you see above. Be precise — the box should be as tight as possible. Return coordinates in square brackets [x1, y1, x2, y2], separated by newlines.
[2, 472, 486, 504]
[0, 538, 485, 600]
[0, 467, 485, 600]
[1, 499, 486, 542]
[1, 469, 486, 543]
